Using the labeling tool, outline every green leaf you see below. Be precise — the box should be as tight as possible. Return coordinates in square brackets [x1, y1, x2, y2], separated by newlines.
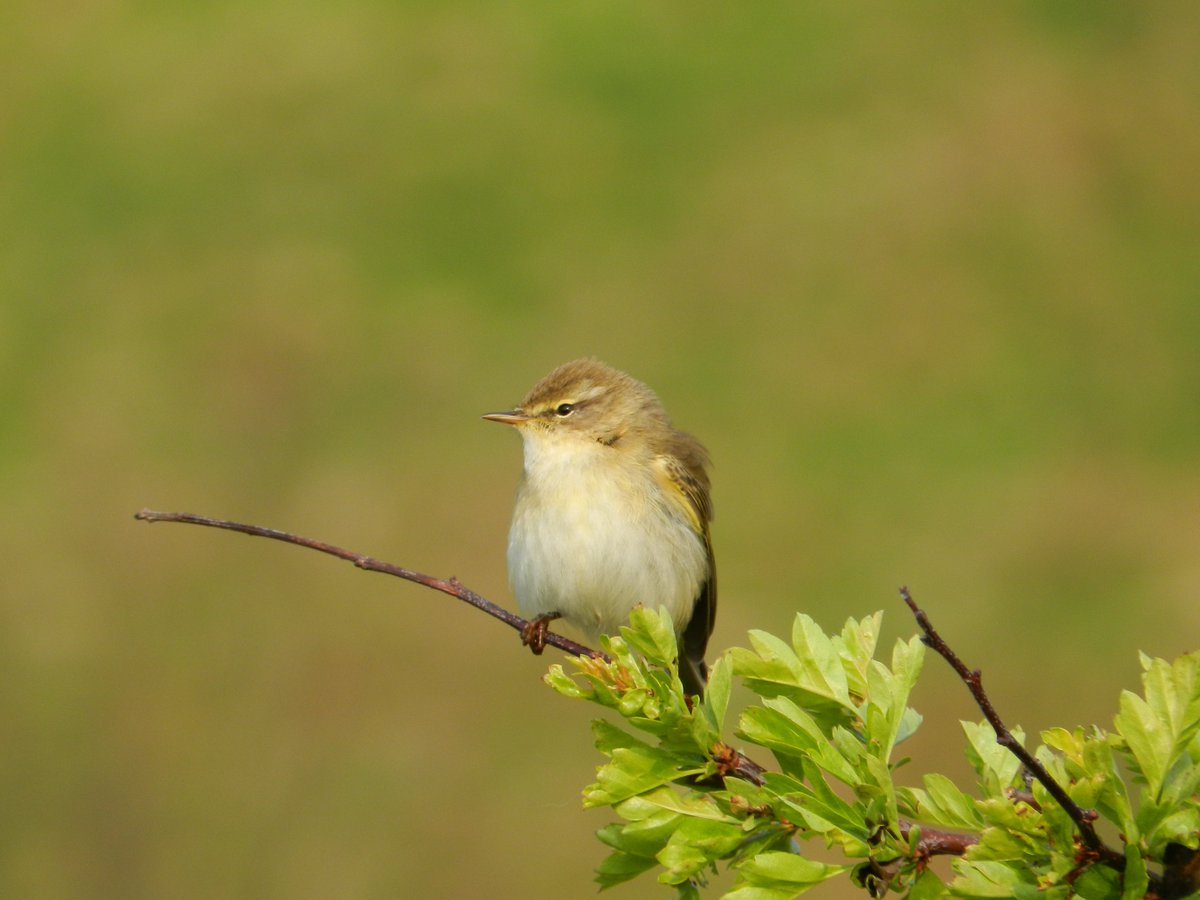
[764, 771, 870, 852]
[691, 653, 732, 751]
[1117, 690, 1173, 795]
[1120, 840, 1149, 900]
[860, 751, 900, 826]
[626, 785, 732, 822]
[738, 698, 861, 787]
[894, 709, 924, 748]
[949, 858, 1034, 897]
[671, 815, 746, 855]
[791, 614, 853, 707]
[592, 718, 649, 755]
[623, 606, 680, 668]
[731, 619, 858, 724]
[861, 635, 925, 758]
[914, 773, 983, 830]
[650, 816, 746, 885]
[723, 888, 800, 900]
[1064, 854, 1122, 898]
[598, 808, 679, 857]
[833, 612, 882, 698]
[594, 849, 658, 889]
[962, 721, 1023, 794]
[1142, 653, 1200, 744]
[729, 852, 849, 897]
[1137, 757, 1200, 851]
[1115, 651, 1200, 802]
[964, 826, 1039, 863]
[656, 838, 707, 884]
[586, 725, 701, 807]
[907, 867, 949, 900]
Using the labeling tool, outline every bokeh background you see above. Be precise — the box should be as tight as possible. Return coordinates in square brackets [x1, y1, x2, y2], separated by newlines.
[3, 2, 1199, 897]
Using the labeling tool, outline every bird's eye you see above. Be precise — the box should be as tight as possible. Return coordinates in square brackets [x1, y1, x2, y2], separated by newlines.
[555, 403, 575, 417]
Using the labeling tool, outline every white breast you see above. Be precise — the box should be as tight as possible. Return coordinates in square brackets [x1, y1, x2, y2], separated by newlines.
[506, 431, 708, 638]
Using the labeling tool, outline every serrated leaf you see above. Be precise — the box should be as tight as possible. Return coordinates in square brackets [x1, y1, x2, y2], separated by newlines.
[764, 770, 869, 850]
[833, 612, 883, 696]
[1041, 727, 1083, 762]
[598, 810, 679, 856]
[738, 697, 861, 787]
[1115, 651, 1200, 803]
[949, 858, 1033, 897]
[896, 707, 924, 745]
[588, 743, 697, 807]
[690, 654, 732, 752]
[1143, 654, 1200, 742]
[592, 718, 650, 756]
[545, 663, 588, 698]
[857, 636, 925, 765]
[918, 773, 983, 830]
[964, 826, 1037, 862]
[733, 620, 854, 706]
[656, 838, 707, 884]
[731, 852, 848, 896]
[791, 614, 853, 706]
[627, 785, 731, 822]
[732, 632, 858, 727]
[907, 867, 949, 900]
[729, 633, 802, 689]
[1137, 756, 1200, 850]
[594, 849, 658, 889]
[650, 817, 745, 885]
[962, 721, 1023, 793]
[1067, 863, 1122, 900]
[671, 815, 746, 854]
[724, 887, 802, 900]
[1116, 689, 1172, 795]
[1121, 840, 1149, 900]
[623, 606, 680, 668]
[861, 751, 900, 825]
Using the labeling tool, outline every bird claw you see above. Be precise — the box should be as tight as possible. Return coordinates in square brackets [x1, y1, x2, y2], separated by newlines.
[520, 612, 562, 655]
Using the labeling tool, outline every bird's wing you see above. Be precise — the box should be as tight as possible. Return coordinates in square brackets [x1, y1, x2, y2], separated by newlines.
[653, 452, 716, 691]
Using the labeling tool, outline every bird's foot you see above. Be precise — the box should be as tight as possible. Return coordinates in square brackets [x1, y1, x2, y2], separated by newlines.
[520, 612, 562, 655]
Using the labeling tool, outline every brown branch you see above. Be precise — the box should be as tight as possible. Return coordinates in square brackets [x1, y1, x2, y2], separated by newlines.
[899, 586, 1129, 874]
[898, 821, 979, 859]
[134, 509, 603, 660]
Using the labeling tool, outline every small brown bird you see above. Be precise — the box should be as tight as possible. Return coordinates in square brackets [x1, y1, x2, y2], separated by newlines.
[484, 358, 716, 696]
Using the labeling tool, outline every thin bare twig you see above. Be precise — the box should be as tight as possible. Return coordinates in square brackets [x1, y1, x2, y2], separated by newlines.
[899, 586, 1129, 875]
[134, 509, 602, 660]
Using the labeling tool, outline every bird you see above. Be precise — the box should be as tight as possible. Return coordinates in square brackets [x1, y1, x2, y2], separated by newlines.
[484, 358, 716, 697]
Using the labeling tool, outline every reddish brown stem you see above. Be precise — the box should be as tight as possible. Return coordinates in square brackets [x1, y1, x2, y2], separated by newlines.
[134, 509, 603, 660]
[898, 821, 978, 858]
[899, 587, 1129, 876]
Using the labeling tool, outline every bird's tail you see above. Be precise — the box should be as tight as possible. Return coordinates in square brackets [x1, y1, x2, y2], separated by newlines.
[679, 654, 708, 700]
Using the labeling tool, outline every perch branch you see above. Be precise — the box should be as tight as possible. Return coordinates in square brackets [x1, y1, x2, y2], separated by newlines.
[134, 509, 602, 660]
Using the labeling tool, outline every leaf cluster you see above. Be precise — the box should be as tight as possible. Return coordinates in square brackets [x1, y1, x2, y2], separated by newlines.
[546, 608, 1200, 898]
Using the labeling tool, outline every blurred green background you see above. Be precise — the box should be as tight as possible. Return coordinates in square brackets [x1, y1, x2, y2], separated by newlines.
[3, 2, 1199, 897]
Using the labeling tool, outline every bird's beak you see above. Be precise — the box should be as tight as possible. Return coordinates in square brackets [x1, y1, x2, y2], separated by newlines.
[482, 410, 530, 426]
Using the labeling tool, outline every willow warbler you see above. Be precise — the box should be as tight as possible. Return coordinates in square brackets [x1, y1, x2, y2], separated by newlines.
[484, 358, 716, 697]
